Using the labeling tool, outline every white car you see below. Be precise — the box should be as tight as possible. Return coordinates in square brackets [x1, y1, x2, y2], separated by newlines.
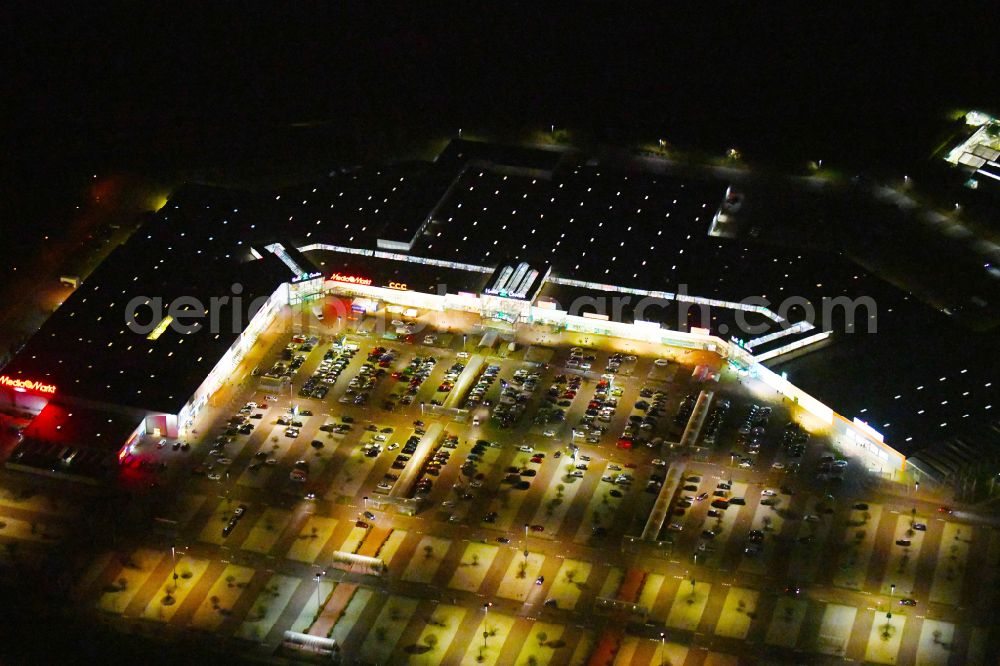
[207, 473, 222, 481]
[771, 462, 785, 470]
[761, 489, 777, 497]
[457, 351, 470, 359]
[608, 464, 622, 471]
[543, 429, 556, 437]
[667, 522, 683, 532]
[651, 459, 666, 466]
[387, 443, 399, 451]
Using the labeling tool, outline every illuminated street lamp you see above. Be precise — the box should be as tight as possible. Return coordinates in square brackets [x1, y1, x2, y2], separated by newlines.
[314, 570, 327, 615]
[659, 632, 666, 666]
[165, 544, 185, 605]
[477, 602, 493, 662]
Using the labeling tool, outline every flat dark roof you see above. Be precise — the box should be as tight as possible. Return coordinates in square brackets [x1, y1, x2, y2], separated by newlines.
[3, 186, 293, 414]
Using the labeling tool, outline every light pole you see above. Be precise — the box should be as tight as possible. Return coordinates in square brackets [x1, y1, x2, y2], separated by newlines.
[523, 523, 530, 562]
[478, 602, 492, 662]
[314, 570, 327, 616]
[169, 544, 179, 599]
[887, 583, 895, 621]
[659, 632, 666, 666]
[166, 544, 184, 605]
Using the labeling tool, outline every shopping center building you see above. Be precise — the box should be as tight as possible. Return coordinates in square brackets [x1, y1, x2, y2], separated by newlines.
[0, 139, 908, 481]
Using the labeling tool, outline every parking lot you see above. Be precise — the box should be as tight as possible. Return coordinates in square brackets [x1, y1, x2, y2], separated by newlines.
[48, 303, 995, 664]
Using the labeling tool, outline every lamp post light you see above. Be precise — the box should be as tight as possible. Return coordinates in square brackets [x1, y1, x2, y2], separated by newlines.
[888, 583, 895, 620]
[477, 602, 492, 662]
[166, 544, 184, 605]
[314, 571, 327, 615]
[659, 632, 666, 666]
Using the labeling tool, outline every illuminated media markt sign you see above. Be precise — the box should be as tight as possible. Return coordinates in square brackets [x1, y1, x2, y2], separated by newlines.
[0, 375, 57, 395]
[330, 273, 373, 286]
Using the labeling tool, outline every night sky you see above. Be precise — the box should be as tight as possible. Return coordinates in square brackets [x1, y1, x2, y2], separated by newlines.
[4, 6, 997, 173]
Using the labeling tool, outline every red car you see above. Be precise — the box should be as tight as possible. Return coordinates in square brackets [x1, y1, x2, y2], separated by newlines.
[623, 462, 637, 469]
[938, 506, 953, 514]
[530, 524, 544, 532]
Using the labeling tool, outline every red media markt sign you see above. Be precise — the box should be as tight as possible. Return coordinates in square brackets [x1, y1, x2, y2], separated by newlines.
[0, 375, 58, 395]
[329, 272, 373, 286]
